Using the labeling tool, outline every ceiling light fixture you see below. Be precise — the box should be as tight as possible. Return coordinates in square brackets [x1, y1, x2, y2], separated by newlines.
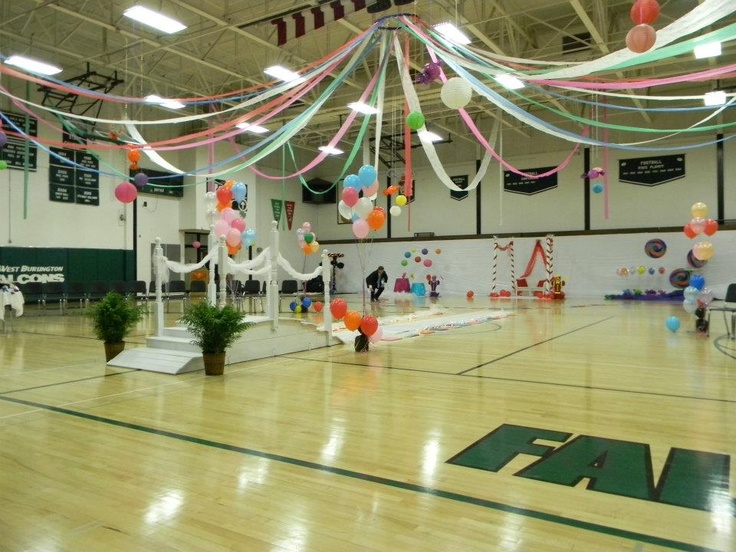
[123, 5, 187, 34]
[5, 55, 62, 75]
[418, 130, 443, 143]
[236, 122, 269, 134]
[348, 102, 379, 115]
[144, 95, 185, 109]
[319, 145, 343, 156]
[703, 90, 727, 106]
[694, 42, 721, 59]
[264, 65, 302, 82]
[494, 73, 525, 90]
[434, 22, 471, 45]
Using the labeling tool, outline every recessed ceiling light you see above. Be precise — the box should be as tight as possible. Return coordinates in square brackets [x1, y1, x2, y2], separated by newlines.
[264, 65, 302, 82]
[348, 102, 379, 115]
[236, 122, 269, 134]
[494, 73, 525, 90]
[694, 42, 721, 59]
[703, 91, 727, 106]
[123, 6, 187, 34]
[434, 22, 471, 45]
[319, 145, 343, 156]
[5, 55, 62, 75]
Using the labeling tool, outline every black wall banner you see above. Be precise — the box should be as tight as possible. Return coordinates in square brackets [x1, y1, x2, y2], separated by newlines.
[49, 147, 100, 206]
[1, 112, 38, 171]
[618, 154, 685, 186]
[504, 167, 557, 195]
[450, 174, 469, 201]
[130, 167, 184, 198]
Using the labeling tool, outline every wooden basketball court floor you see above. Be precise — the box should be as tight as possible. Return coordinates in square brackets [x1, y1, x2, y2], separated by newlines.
[1, 296, 734, 552]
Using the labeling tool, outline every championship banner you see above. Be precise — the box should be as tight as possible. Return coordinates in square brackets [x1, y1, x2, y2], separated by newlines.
[271, 199, 283, 226]
[618, 154, 685, 186]
[284, 200, 295, 230]
[504, 167, 557, 196]
[270, 0, 366, 46]
[450, 175, 469, 201]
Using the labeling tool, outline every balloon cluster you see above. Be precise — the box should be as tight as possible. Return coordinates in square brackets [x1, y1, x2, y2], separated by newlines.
[127, 148, 141, 171]
[415, 61, 442, 85]
[683, 202, 717, 262]
[329, 298, 382, 343]
[626, 0, 660, 53]
[290, 296, 323, 314]
[338, 165, 388, 239]
[682, 273, 713, 316]
[617, 265, 666, 277]
[580, 167, 605, 194]
[208, 182, 255, 255]
[296, 221, 319, 255]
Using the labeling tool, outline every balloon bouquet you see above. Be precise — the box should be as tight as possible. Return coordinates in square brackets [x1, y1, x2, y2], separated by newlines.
[209, 181, 255, 256]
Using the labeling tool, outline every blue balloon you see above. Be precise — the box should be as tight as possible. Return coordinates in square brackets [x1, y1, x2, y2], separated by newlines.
[665, 316, 681, 333]
[302, 297, 312, 308]
[689, 273, 705, 290]
[289, 301, 297, 312]
[344, 174, 361, 189]
[592, 183, 604, 194]
[358, 165, 377, 187]
[232, 182, 247, 203]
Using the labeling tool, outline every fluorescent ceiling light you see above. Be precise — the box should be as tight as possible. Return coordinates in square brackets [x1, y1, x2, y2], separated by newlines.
[694, 42, 721, 59]
[703, 91, 727, 106]
[348, 102, 379, 115]
[418, 130, 443, 143]
[236, 122, 269, 134]
[434, 22, 471, 45]
[5, 55, 62, 75]
[319, 145, 343, 156]
[494, 73, 525, 90]
[144, 95, 185, 109]
[264, 65, 302, 82]
[123, 6, 187, 34]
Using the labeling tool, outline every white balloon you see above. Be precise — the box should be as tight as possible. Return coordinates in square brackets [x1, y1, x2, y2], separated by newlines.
[389, 205, 402, 216]
[338, 200, 353, 221]
[354, 197, 374, 219]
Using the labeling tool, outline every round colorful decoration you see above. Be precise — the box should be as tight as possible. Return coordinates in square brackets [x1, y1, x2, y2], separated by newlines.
[668, 268, 690, 289]
[644, 238, 666, 258]
[686, 249, 707, 268]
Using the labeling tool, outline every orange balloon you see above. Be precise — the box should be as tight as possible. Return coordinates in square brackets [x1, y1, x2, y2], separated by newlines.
[626, 24, 656, 53]
[344, 310, 362, 331]
[224, 180, 235, 190]
[227, 243, 240, 255]
[366, 208, 386, 231]
[383, 185, 400, 195]
[127, 149, 141, 163]
[302, 243, 312, 254]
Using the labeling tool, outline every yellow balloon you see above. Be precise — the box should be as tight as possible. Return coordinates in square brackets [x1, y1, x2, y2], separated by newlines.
[395, 194, 407, 206]
[637, 265, 646, 275]
[691, 202, 708, 219]
[693, 241, 714, 261]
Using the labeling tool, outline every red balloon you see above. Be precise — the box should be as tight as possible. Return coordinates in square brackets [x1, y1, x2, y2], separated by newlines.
[343, 310, 361, 331]
[329, 298, 347, 320]
[703, 219, 718, 236]
[313, 301, 324, 312]
[114, 182, 137, 203]
[466, 290, 474, 298]
[630, 0, 660, 25]
[359, 315, 379, 337]
[626, 24, 656, 54]
[216, 186, 232, 205]
[683, 223, 697, 239]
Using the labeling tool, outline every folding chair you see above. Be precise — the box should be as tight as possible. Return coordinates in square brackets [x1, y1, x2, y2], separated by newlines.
[42, 282, 67, 315]
[66, 282, 89, 311]
[707, 283, 736, 339]
[166, 280, 188, 312]
[242, 279, 264, 313]
[279, 279, 300, 312]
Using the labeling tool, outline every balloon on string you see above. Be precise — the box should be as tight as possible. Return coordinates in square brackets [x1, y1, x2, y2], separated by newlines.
[213, 219, 229, 237]
[204, 191, 217, 209]
[232, 182, 247, 203]
[698, 288, 714, 306]
[216, 186, 232, 205]
[626, 24, 656, 53]
[631, 0, 660, 25]
[689, 273, 705, 290]
[358, 165, 377, 188]
[344, 174, 361, 189]
[368, 326, 383, 344]
[363, 181, 380, 198]
[226, 228, 242, 247]
[703, 219, 718, 236]
[682, 299, 697, 315]
[352, 219, 370, 239]
[384, 185, 400, 195]
[360, 315, 379, 337]
[231, 218, 246, 232]
[441, 77, 472, 109]
[127, 149, 141, 163]
[192, 241, 201, 249]
[344, 310, 362, 331]
[114, 182, 137, 203]
[221, 207, 238, 224]
[354, 197, 374, 219]
[329, 298, 347, 319]
[665, 316, 681, 332]
[313, 301, 323, 313]
[395, 194, 408, 206]
[683, 285, 700, 302]
[366, 208, 386, 231]
[342, 187, 359, 207]
[692, 241, 714, 261]
[389, 205, 402, 216]
[133, 172, 149, 189]
[338, 200, 354, 220]
[592, 183, 604, 194]
[304, 232, 315, 244]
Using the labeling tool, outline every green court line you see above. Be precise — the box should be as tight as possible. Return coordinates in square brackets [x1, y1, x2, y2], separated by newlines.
[0, 369, 135, 395]
[0, 393, 722, 552]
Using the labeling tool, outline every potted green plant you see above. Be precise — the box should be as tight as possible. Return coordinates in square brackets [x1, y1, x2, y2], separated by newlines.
[88, 291, 145, 361]
[179, 301, 254, 376]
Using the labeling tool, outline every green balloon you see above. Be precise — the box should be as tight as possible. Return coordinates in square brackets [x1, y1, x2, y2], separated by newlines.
[0, 160, 7, 170]
[406, 112, 425, 131]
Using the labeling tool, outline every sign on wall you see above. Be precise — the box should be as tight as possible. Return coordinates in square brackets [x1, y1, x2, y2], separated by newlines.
[49, 147, 100, 206]
[504, 167, 557, 195]
[130, 167, 184, 197]
[1, 112, 38, 171]
[450, 174, 469, 201]
[619, 154, 685, 186]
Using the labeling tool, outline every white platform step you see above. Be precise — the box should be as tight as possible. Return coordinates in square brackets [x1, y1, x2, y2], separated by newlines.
[107, 347, 203, 374]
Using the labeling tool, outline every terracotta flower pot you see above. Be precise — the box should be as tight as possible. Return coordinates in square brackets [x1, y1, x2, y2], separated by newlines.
[203, 352, 226, 376]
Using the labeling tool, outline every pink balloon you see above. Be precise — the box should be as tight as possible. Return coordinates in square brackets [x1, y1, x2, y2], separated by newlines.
[368, 326, 383, 343]
[114, 182, 137, 203]
[221, 207, 238, 224]
[423, 259, 433, 268]
[226, 228, 242, 247]
[231, 218, 246, 232]
[192, 241, 201, 249]
[352, 219, 369, 239]
[342, 187, 359, 207]
[214, 219, 230, 237]
[364, 181, 379, 197]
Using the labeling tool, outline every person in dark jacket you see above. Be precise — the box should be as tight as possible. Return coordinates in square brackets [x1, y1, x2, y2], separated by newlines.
[366, 266, 388, 302]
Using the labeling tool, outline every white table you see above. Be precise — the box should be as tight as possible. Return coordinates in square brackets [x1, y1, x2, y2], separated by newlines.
[1, 288, 24, 321]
